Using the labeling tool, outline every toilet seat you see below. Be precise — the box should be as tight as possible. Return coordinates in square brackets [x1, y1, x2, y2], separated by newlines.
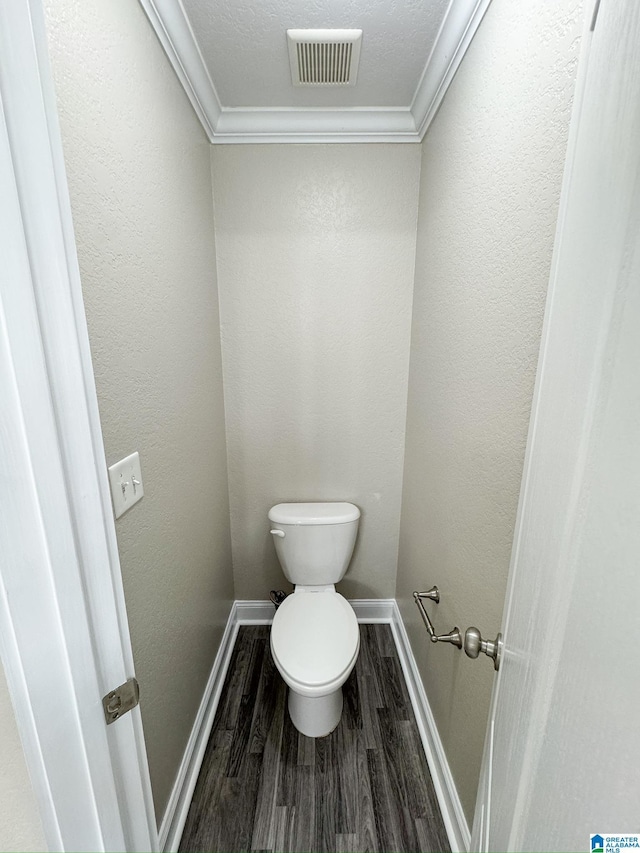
[271, 590, 359, 698]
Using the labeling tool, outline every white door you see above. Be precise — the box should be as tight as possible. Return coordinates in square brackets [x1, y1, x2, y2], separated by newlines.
[0, 1, 157, 849]
[471, 0, 640, 849]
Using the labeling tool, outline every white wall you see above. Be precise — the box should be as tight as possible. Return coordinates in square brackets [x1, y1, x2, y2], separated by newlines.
[38, 0, 584, 833]
[44, 0, 233, 821]
[396, 0, 584, 823]
[0, 667, 46, 853]
[212, 145, 420, 600]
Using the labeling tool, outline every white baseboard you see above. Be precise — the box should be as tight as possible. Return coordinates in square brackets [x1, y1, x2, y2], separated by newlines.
[158, 603, 239, 851]
[159, 598, 468, 852]
[390, 601, 471, 852]
[234, 597, 396, 624]
[235, 599, 274, 623]
[350, 597, 395, 622]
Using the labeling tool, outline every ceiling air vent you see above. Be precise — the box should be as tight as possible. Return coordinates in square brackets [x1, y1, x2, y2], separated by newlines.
[287, 29, 362, 87]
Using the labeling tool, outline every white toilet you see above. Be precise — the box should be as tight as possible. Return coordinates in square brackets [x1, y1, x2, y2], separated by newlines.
[268, 501, 361, 738]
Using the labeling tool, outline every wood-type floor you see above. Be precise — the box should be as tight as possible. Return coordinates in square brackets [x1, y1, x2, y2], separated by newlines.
[179, 623, 451, 853]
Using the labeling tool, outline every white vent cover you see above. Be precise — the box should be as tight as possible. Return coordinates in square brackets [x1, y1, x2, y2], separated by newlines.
[287, 29, 362, 87]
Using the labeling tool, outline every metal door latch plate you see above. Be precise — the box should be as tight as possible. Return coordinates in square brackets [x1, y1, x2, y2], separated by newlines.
[102, 677, 140, 725]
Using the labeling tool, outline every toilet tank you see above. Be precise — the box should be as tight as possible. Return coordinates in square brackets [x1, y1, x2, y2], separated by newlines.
[268, 502, 360, 585]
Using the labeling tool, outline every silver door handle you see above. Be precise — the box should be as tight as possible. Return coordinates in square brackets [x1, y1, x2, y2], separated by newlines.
[464, 627, 503, 671]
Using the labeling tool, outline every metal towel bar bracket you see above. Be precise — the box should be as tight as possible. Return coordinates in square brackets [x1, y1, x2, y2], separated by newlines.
[413, 587, 463, 649]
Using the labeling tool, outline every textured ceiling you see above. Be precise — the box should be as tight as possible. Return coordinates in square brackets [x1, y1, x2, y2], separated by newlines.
[138, 0, 492, 141]
[180, 0, 451, 109]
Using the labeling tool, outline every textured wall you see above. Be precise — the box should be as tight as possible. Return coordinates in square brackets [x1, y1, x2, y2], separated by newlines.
[44, 0, 233, 821]
[212, 145, 420, 600]
[396, 0, 584, 824]
[0, 667, 46, 853]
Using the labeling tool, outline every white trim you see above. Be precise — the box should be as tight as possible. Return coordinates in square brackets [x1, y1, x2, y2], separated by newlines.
[160, 598, 465, 852]
[390, 602, 470, 852]
[350, 598, 396, 622]
[233, 597, 397, 624]
[235, 600, 277, 624]
[138, 0, 221, 140]
[212, 108, 419, 144]
[0, 0, 157, 850]
[410, 0, 493, 137]
[158, 603, 238, 852]
[137, 0, 492, 143]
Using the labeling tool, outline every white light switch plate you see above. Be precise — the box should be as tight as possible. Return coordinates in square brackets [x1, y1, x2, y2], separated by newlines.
[108, 451, 144, 519]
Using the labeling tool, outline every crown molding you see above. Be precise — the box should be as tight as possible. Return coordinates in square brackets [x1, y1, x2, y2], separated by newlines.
[139, 0, 493, 144]
[410, 0, 493, 137]
[138, 0, 222, 139]
[213, 108, 419, 144]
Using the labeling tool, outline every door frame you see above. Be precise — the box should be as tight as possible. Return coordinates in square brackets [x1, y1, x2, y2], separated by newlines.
[0, 1, 157, 849]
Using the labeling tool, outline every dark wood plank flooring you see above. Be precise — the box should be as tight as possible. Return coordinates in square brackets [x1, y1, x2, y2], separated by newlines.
[179, 624, 450, 853]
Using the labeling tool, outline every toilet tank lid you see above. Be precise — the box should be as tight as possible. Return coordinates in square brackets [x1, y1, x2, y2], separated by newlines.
[268, 502, 360, 525]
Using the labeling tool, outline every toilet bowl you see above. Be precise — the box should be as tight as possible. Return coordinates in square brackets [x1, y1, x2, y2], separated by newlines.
[268, 502, 360, 737]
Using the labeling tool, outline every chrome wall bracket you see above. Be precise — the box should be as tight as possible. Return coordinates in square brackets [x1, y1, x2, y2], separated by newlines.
[414, 586, 440, 604]
[413, 588, 463, 649]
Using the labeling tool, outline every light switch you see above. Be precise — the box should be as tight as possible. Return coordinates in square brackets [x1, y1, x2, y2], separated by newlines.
[108, 451, 144, 519]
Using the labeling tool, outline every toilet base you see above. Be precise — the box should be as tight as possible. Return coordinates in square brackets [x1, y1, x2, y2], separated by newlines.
[288, 687, 343, 738]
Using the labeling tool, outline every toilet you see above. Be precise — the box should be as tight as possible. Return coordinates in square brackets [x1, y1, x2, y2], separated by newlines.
[268, 501, 361, 737]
